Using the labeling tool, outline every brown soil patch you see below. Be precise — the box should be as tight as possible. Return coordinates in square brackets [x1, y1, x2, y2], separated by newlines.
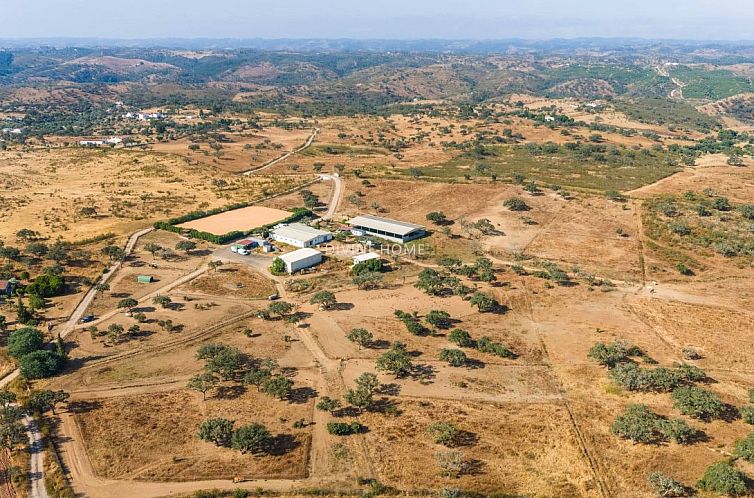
[177, 205, 291, 234]
[184, 264, 276, 299]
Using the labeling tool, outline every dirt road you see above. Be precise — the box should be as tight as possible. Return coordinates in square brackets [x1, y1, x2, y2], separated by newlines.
[320, 174, 343, 221]
[242, 127, 319, 176]
[655, 63, 685, 99]
[0, 227, 154, 495]
[23, 416, 48, 498]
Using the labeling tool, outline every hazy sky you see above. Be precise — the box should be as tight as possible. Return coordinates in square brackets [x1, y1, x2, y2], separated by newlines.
[3, 0, 754, 40]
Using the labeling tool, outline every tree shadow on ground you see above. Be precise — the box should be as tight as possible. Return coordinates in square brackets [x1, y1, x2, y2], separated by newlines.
[267, 434, 301, 456]
[370, 339, 391, 350]
[288, 387, 317, 404]
[215, 385, 246, 399]
[330, 303, 355, 311]
[66, 400, 103, 414]
[376, 383, 400, 396]
[410, 363, 436, 382]
[464, 358, 486, 369]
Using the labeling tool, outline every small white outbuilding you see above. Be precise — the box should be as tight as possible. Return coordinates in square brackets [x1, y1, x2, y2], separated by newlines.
[279, 248, 322, 274]
[352, 252, 380, 266]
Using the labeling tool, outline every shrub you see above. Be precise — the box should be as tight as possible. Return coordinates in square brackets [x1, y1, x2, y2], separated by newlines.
[326, 421, 363, 436]
[503, 197, 530, 211]
[713, 197, 732, 211]
[658, 418, 697, 445]
[231, 423, 272, 454]
[315, 397, 341, 413]
[475, 336, 515, 358]
[439, 349, 467, 367]
[448, 329, 474, 348]
[734, 432, 754, 462]
[647, 472, 686, 497]
[668, 222, 691, 236]
[671, 386, 726, 421]
[588, 340, 640, 368]
[426, 211, 449, 225]
[270, 257, 286, 275]
[402, 317, 428, 336]
[674, 363, 707, 383]
[676, 262, 693, 275]
[740, 204, 754, 220]
[609, 363, 686, 392]
[427, 422, 460, 447]
[198, 418, 234, 447]
[426, 310, 452, 329]
[741, 406, 754, 425]
[697, 461, 748, 496]
[611, 405, 664, 444]
[352, 258, 382, 275]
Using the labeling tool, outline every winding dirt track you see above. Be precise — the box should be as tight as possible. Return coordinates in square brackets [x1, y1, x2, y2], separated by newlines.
[242, 127, 319, 176]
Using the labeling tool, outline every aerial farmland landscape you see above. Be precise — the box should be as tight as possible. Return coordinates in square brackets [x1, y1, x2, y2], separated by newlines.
[2, 2, 754, 498]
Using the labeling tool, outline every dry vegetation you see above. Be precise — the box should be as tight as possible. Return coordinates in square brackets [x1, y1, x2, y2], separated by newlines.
[2, 82, 754, 498]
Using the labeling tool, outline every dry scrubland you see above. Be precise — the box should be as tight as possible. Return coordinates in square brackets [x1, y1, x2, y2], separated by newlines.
[151, 124, 313, 174]
[0, 148, 307, 241]
[3, 94, 754, 498]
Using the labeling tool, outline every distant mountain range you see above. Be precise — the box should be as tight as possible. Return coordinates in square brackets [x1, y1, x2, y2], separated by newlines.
[4, 38, 754, 53]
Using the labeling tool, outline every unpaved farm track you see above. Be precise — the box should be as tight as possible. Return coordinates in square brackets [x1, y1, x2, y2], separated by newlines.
[60, 307, 259, 386]
[242, 127, 319, 175]
[24, 417, 48, 498]
[0, 227, 154, 497]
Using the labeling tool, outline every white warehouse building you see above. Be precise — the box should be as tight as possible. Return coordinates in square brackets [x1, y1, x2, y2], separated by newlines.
[271, 223, 333, 248]
[279, 248, 322, 274]
[348, 215, 426, 244]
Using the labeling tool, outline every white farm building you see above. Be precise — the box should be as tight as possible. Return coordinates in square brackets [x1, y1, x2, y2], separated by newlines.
[279, 248, 322, 274]
[352, 252, 380, 266]
[348, 215, 426, 244]
[271, 223, 332, 248]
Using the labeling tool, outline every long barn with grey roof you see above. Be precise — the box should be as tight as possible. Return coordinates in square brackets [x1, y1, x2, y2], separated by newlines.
[348, 215, 426, 243]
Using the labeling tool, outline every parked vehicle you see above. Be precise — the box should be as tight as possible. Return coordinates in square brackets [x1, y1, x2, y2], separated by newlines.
[80, 315, 96, 323]
[268, 293, 280, 301]
[238, 248, 250, 255]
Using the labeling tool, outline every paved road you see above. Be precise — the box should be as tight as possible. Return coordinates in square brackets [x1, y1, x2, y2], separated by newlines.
[23, 416, 48, 498]
[319, 174, 343, 221]
[242, 127, 319, 176]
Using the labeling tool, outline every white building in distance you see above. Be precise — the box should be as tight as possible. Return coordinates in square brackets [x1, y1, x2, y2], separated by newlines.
[271, 223, 332, 248]
[348, 215, 426, 244]
[279, 248, 322, 274]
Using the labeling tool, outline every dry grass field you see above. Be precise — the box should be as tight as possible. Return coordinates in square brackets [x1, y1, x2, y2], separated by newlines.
[4, 89, 754, 498]
[0, 148, 306, 241]
[74, 389, 313, 481]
